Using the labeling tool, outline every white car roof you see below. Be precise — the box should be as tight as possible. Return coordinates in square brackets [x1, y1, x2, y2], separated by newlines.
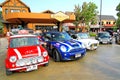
[10, 34, 36, 38]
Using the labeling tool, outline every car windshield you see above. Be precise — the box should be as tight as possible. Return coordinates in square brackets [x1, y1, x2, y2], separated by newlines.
[10, 37, 40, 48]
[52, 32, 72, 41]
[98, 32, 110, 37]
[77, 33, 89, 39]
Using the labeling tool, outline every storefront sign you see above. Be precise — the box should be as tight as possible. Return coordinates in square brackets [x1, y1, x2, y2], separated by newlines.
[51, 11, 69, 22]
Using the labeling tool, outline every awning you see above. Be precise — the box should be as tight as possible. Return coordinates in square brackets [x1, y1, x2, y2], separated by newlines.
[5, 12, 75, 24]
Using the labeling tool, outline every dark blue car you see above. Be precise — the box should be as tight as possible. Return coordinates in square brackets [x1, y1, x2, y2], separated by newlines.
[95, 32, 112, 44]
[41, 31, 86, 62]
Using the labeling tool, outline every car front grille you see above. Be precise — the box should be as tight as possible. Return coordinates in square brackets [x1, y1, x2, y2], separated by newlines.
[70, 48, 85, 53]
[16, 56, 44, 67]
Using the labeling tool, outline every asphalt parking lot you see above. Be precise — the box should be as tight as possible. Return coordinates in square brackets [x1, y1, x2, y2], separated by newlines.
[0, 37, 120, 80]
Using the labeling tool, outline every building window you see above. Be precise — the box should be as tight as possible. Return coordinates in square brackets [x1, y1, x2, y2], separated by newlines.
[22, 10, 26, 12]
[35, 25, 53, 31]
[109, 22, 111, 24]
[106, 22, 109, 24]
[11, 9, 20, 13]
[5, 9, 8, 14]
[99, 22, 103, 25]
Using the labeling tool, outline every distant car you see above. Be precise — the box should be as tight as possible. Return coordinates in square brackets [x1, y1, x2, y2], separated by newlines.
[33, 32, 47, 47]
[66, 30, 76, 36]
[5, 35, 49, 75]
[115, 32, 120, 44]
[71, 32, 99, 50]
[41, 31, 86, 62]
[33, 32, 42, 40]
[95, 32, 112, 44]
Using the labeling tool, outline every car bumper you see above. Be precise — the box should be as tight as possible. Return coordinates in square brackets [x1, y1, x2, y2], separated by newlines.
[7, 61, 49, 71]
[100, 41, 112, 44]
[61, 48, 86, 61]
[86, 43, 99, 50]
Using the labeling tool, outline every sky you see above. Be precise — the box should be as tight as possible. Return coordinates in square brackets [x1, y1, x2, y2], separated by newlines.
[0, 0, 119, 18]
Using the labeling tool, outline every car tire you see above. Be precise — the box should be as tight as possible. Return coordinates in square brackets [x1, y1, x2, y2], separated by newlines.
[6, 69, 13, 76]
[110, 42, 112, 44]
[52, 49, 60, 62]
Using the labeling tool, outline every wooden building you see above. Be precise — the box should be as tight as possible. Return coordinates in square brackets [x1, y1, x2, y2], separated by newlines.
[0, 0, 75, 35]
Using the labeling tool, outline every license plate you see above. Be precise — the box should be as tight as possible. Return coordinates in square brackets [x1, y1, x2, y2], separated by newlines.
[103, 42, 107, 43]
[27, 65, 38, 71]
[75, 54, 81, 58]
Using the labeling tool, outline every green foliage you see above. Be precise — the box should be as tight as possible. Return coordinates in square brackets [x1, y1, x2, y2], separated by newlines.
[113, 26, 118, 31]
[116, 17, 120, 27]
[74, 2, 98, 32]
[74, 4, 82, 25]
[81, 2, 98, 25]
[89, 32, 97, 37]
[116, 3, 120, 27]
[0, 11, 3, 34]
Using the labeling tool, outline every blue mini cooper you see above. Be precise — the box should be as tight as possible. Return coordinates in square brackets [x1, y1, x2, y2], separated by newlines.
[41, 31, 86, 62]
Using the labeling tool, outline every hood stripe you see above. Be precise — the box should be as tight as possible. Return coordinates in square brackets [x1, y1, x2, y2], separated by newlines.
[59, 42, 72, 49]
[59, 41, 81, 48]
[37, 46, 41, 56]
[14, 49, 22, 59]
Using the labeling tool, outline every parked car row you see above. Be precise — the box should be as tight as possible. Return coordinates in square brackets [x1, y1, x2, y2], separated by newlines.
[5, 30, 113, 75]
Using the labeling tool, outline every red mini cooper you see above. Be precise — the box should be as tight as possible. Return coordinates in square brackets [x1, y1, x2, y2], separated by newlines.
[5, 35, 49, 75]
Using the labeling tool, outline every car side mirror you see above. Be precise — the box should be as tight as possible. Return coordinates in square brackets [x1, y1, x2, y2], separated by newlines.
[41, 42, 47, 47]
[72, 35, 77, 39]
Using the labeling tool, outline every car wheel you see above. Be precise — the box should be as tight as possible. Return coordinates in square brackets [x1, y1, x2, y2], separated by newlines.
[110, 42, 112, 44]
[6, 69, 13, 75]
[52, 49, 60, 62]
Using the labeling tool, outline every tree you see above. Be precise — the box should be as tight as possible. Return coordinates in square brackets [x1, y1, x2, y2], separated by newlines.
[116, 3, 120, 29]
[74, 4, 82, 32]
[74, 2, 98, 32]
[0, 11, 3, 34]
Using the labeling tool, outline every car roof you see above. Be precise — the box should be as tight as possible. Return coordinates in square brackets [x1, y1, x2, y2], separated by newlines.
[10, 34, 36, 38]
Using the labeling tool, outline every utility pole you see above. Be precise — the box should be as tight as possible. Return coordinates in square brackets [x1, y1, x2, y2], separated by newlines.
[99, 0, 102, 32]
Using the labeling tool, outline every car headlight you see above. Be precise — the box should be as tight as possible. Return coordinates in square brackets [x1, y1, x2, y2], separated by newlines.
[60, 45, 67, 52]
[110, 38, 112, 40]
[43, 51, 48, 57]
[98, 38, 102, 41]
[9, 56, 17, 63]
[98, 37, 101, 40]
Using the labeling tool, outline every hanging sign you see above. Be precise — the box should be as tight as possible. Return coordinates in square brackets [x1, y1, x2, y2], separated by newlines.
[51, 11, 69, 22]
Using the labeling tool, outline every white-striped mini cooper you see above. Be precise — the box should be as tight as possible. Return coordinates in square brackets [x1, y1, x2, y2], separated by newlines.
[5, 35, 49, 75]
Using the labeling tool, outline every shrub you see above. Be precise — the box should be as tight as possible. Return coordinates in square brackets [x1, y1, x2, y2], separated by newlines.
[89, 32, 97, 37]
